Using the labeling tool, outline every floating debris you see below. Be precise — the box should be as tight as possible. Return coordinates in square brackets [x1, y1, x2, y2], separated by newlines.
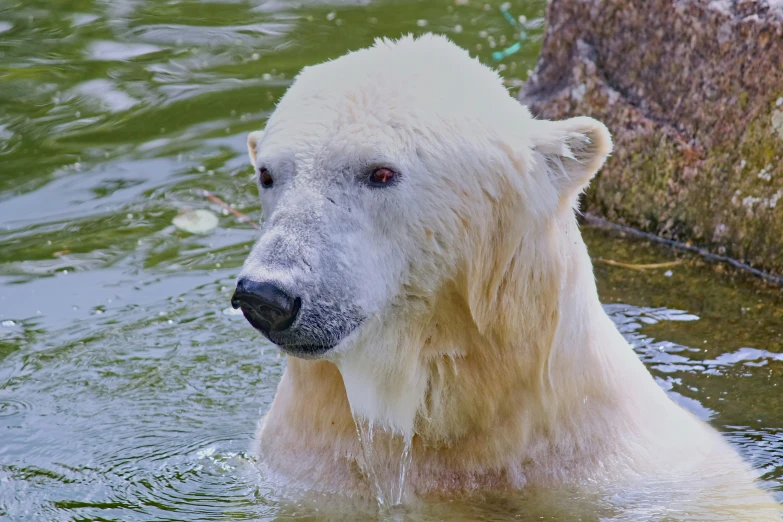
[173, 209, 219, 235]
[197, 189, 261, 230]
[593, 258, 683, 271]
[492, 5, 528, 62]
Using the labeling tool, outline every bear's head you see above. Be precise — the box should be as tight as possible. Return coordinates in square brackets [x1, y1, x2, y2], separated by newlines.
[233, 35, 611, 433]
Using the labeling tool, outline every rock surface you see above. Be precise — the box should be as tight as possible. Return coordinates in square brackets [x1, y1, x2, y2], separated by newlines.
[520, 0, 783, 275]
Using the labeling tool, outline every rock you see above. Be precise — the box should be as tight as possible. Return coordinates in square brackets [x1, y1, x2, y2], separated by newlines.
[520, 0, 783, 275]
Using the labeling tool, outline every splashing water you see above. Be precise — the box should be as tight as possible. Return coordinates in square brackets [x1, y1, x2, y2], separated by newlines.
[353, 418, 413, 508]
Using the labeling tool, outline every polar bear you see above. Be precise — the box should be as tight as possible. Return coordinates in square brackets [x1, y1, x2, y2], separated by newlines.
[231, 35, 780, 517]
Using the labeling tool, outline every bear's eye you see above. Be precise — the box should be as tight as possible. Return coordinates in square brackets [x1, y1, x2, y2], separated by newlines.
[366, 167, 397, 188]
[259, 168, 274, 189]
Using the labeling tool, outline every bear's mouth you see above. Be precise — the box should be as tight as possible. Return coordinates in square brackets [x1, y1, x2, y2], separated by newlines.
[233, 298, 363, 359]
[277, 343, 336, 358]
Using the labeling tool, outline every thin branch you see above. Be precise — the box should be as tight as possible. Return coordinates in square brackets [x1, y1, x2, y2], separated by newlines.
[593, 258, 683, 270]
[197, 189, 262, 231]
[581, 213, 783, 287]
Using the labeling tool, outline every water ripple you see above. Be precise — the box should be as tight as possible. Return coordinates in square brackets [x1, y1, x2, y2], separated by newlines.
[0, 397, 31, 418]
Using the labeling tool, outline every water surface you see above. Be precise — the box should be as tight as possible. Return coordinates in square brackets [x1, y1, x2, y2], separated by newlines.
[1, 0, 782, 520]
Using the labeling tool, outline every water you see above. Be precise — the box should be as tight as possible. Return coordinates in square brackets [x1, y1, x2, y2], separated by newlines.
[354, 420, 413, 508]
[0, 0, 782, 519]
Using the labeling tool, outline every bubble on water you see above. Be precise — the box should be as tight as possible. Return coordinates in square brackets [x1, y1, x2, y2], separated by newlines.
[416, 19, 428, 27]
[251, 53, 259, 61]
[454, 24, 463, 33]
[1, 320, 15, 327]
[326, 11, 336, 21]
[197, 166, 206, 173]
[664, 270, 673, 277]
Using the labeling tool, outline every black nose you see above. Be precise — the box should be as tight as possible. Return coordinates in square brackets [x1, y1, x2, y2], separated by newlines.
[231, 279, 301, 335]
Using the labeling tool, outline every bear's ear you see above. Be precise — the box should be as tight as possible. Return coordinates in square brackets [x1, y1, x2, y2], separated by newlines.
[532, 116, 612, 207]
[247, 130, 265, 168]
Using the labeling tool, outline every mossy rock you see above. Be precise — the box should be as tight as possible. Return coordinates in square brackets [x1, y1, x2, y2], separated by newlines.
[520, 0, 783, 275]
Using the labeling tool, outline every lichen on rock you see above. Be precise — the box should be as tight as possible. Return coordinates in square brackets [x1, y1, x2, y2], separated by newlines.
[520, 0, 783, 275]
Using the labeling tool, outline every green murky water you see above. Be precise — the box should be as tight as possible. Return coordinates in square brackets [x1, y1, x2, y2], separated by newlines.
[0, 1, 781, 520]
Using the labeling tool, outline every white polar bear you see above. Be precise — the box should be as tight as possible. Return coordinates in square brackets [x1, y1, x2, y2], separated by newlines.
[231, 35, 781, 518]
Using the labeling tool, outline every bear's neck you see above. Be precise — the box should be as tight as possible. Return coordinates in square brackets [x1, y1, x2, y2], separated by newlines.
[257, 222, 659, 494]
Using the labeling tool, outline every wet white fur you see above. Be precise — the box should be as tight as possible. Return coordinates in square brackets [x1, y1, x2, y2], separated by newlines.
[241, 35, 781, 516]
